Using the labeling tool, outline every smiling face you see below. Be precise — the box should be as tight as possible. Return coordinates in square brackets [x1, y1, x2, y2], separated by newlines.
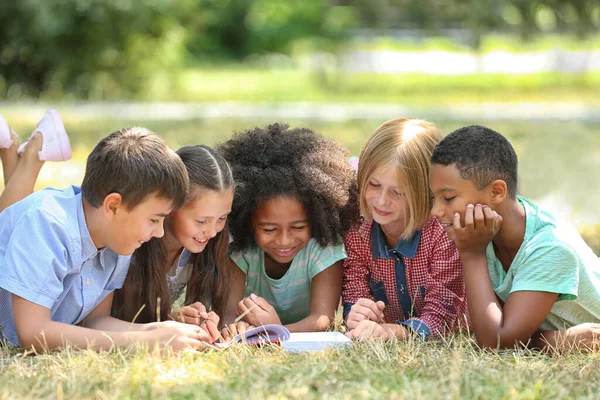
[168, 189, 234, 254]
[251, 196, 311, 268]
[363, 163, 410, 239]
[107, 193, 175, 255]
[429, 163, 491, 233]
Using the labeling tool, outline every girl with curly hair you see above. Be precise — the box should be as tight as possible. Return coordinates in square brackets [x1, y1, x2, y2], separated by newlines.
[343, 118, 468, 341]
[217, 123, 360, 336]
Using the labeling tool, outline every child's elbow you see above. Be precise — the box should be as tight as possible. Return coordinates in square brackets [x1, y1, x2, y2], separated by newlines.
[16, 331, 42, 351]
[313, 313, 333, 331]
[15, 322, 53, 351]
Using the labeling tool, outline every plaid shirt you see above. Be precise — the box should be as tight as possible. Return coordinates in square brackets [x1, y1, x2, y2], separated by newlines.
[342, 217, 468, 338]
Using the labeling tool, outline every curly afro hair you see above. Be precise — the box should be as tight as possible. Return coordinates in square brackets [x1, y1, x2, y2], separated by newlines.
[217, 123, 360, 252]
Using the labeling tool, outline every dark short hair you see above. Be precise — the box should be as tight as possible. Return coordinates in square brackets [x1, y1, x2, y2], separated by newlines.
[81, 126, 189, 209]
[217, 123, 360, 252]
[431, 125, 518, 198]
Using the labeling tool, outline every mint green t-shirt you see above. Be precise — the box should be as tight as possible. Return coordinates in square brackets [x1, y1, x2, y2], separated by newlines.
[487, 196, 600, 330]
[231, 239, 346, 325]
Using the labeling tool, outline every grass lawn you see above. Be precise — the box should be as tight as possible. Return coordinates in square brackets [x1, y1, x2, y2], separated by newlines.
[142, 69, 600, 106]
[2, 332, 600, 399]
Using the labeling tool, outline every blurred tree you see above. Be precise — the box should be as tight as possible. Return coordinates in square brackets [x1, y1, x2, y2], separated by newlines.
[342, 0, 599, 46]
[0, 0, 354, 98]
[0, 0, 190, 99]
[183, 0, 353, 59]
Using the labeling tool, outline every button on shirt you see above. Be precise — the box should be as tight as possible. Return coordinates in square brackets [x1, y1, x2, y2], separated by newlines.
[0, 186, 131, 346]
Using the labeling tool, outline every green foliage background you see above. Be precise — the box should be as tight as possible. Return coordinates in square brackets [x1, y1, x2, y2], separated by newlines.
[1, 0, 599, 99]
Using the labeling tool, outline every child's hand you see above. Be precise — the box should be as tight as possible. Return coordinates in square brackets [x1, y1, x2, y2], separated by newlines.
[449, 204, 502, 255]
[564, 323, 600, 350]
[346, 321, 405, 341]
[171, 302, 210, 324]
[170, 302, 221, 342]
[346, 320, 388, 341]
[346, 299, 385, 329]
[237, 293, 282, 326]
[147, 321, 213, 353]
[220, 321, 255, 341]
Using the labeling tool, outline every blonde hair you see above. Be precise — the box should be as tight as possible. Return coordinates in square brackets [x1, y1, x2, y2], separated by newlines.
[357, 118, 442, 239]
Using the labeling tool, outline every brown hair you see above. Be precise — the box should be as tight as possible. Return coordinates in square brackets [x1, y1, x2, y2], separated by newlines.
[358, 118, 442, 239]
[111, 145, 234, 322]
[81, 126, 188, 210]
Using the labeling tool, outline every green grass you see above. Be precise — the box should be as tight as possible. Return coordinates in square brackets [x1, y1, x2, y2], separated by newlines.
[138, 69, 600, 105]
[2, 333, 600, 399]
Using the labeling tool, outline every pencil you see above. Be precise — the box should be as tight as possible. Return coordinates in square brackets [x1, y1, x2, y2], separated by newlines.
[233, 303, 258, 323]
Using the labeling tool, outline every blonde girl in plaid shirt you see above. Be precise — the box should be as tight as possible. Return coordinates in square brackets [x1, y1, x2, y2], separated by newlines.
[344, 118, 469, 341]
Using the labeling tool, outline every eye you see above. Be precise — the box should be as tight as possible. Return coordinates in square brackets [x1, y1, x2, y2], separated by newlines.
[219, 216, 228, 221]
[262, 228, 276, 233]
[444, 196, 456, 202]
[196, 219, 207, 225]
[150, 219, 160, 224]
[291, 225, 308, 230]
[369, 181, 380, 188]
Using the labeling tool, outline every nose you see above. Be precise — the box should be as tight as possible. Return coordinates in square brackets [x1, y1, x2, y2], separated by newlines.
[275, 229, 293, 247]
[375, 190, 388, 207]
[153, 220, 165, 239]
[430, 198, 443, 218]
[204, 221, 218, 239]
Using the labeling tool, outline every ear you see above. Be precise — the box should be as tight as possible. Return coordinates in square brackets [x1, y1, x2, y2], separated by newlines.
[488, 180, 508, 205]
[102, 192, 124, 221]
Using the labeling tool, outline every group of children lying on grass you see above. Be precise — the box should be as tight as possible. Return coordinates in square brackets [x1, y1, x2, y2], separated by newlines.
[0, 110, 599, 353]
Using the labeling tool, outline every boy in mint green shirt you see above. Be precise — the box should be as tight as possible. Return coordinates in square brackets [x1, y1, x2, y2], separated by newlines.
[429, 125, 600, 350]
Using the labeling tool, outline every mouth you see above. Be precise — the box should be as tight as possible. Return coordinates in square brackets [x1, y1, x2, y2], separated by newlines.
[440, 222, 453, 231]
[373, 206, 392, 217]
[272, 247, 297, 257]
[193, 237, 209, 246]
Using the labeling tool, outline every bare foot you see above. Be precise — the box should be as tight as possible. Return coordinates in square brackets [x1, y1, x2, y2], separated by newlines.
[1, 131, 21, 184]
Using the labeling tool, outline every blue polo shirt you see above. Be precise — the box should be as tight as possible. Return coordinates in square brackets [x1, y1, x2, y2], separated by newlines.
[343, 223, 430, 338]
[0, 186, 131, 346]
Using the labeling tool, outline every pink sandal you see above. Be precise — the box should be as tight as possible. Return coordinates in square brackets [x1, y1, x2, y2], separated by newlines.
[0, 114, 13, 149]
[17, 109, 72, 161]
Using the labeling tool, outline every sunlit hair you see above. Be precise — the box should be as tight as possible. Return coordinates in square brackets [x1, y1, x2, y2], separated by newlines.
[111, 145, 234, 322]
[82, 126, 188, 210]
[357, 118, 442, 239]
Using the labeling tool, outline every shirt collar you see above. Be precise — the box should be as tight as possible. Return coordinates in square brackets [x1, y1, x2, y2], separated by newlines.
[370, 222, 422, 260]
[179, 249, 192, 266]
[76, 190, 101, 267]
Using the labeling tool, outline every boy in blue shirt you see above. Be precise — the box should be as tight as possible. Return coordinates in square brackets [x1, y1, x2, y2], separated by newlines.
[0, 126, 212, 352]
[429, 125, 600, 350]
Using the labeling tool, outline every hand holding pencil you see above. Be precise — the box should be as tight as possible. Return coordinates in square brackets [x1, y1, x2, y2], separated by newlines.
[171, 302, 221, 342]
[236, 293, 282, 327]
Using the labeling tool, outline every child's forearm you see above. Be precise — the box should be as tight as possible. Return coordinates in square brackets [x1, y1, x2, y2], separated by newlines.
[82, 315, 152, 332]
[460, 252, 508, 348]
[285, 313, 334, 332]
[16, 319, 148, 351]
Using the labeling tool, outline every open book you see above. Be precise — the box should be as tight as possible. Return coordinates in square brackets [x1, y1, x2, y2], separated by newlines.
[228, 324, 290, 346]
[282, 332, 351, 352]
[217, 324, 351, 352]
